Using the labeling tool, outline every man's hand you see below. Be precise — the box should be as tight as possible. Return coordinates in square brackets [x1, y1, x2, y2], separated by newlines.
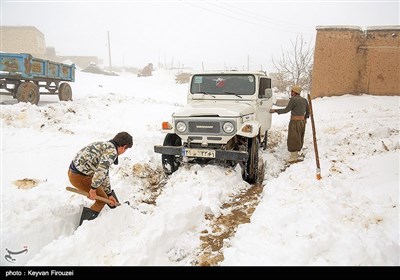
[107, 190, 119, 209]
[108, 195, 117, 207]
[270, 109, 275, 113]
[88, 188, 97, 200]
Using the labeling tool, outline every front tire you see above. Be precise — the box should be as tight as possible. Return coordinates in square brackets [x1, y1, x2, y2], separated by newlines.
[242, 137, 259, 184]
[162, 133, 182, 175]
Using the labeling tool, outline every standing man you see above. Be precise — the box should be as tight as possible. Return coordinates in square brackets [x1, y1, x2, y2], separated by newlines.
[68, 131, 133, 226]
[270, 85, 310, 163]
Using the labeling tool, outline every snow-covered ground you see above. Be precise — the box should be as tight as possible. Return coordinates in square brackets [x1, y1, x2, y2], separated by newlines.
[1, 69, 398, 266]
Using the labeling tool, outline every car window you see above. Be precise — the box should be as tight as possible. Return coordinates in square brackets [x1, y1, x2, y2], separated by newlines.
[191, 74, 255, 95]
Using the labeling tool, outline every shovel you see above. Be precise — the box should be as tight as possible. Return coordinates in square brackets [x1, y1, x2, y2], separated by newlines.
[66, 186, 121, 206]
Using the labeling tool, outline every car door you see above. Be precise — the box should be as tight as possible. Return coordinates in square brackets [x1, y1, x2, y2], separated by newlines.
[256, 77, 273, 138]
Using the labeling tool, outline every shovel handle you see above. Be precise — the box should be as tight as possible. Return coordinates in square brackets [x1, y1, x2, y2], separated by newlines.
[66, 186, 121, 206]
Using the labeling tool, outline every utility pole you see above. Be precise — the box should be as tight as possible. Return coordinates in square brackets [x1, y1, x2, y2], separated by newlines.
[107, 31, 112, 73]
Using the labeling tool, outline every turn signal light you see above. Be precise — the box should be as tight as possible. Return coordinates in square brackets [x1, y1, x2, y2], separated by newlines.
[162, 122, 172, 130]
[242, 124, 252, 133]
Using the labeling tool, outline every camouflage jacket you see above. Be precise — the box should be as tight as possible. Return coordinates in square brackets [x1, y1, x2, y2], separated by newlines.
[72, 141, 118, 194]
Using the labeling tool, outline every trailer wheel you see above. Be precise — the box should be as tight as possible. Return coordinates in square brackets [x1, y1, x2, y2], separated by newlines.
[242, 137, 259, 184]
[58, 83, 72, 101]
[162, 133, 182, 175]
[16, 82, 40, 105]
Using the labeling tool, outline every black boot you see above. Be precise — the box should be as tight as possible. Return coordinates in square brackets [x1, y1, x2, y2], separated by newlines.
[79, 207, 99, 226]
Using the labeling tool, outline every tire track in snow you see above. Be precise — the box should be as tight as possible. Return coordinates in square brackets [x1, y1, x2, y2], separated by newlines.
[194, 161, 265, 266]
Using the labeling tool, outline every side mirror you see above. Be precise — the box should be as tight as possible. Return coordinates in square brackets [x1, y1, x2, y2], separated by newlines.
[265, 88, 273, 99]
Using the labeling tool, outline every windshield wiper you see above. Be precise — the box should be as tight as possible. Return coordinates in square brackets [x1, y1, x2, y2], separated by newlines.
[195, 91, 216, 98]
[223, 91, 242, 98]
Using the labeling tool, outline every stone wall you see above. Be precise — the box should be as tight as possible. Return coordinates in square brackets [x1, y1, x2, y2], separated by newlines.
[311, 26, 400, 98]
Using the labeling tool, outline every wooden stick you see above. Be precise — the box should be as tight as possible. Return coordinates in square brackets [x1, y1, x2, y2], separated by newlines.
[66, 186, 121, 206]
[307, 93, 322, 180]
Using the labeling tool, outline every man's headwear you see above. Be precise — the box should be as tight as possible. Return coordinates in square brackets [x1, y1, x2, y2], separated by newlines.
[291, 85, 302, 94]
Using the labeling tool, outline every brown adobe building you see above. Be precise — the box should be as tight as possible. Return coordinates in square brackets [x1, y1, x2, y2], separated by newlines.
[311, 25, 400, 98]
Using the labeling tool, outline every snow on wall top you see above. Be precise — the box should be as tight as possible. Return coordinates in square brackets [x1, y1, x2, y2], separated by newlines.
[316, 25, 400, 32]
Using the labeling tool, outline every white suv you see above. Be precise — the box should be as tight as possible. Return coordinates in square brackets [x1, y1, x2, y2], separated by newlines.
[154, 71, 273, 183]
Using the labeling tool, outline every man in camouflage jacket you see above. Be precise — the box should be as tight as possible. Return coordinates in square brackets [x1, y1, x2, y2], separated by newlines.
[270, 85, 310, 163]
[68, 131, 133, 226]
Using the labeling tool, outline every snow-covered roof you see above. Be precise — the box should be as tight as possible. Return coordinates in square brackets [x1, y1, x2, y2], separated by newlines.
[316, 25, 400, 32]
[366, 26, 400, 31]
[316, 25, 362, 31]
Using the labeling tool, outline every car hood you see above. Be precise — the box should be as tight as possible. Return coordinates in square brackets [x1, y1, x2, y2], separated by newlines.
[173, 101, 254, 117]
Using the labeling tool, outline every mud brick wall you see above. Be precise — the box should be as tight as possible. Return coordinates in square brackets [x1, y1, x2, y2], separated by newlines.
[0, 26, 46, 58]
[311, 26, 400, 98]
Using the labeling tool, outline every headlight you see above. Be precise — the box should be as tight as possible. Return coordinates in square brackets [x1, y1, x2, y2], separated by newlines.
[176, 121, 187, 133]
[223, 122, 235, 134]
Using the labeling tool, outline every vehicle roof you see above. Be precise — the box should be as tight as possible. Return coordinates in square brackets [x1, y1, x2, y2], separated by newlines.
[191, 70, 269, 77]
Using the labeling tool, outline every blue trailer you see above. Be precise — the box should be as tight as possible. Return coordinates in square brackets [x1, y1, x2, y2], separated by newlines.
[0, 52, 75, 105]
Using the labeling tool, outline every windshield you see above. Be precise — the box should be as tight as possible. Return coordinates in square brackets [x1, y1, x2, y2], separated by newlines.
[190, 74, 256, 96]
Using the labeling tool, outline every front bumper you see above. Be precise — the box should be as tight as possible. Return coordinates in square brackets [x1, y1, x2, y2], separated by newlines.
[154, 145, 248, 162]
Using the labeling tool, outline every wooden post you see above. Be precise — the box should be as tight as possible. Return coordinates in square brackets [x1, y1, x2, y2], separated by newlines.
[307, 93, 322, 180]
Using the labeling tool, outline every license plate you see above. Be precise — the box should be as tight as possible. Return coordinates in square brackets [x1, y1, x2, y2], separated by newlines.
[184, 148, 216, 158]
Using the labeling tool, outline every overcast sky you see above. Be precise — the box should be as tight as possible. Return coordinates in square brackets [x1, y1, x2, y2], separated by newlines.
[1, 0, 399, 71]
